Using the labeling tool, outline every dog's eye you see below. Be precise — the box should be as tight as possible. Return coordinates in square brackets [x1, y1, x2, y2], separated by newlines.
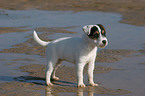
[92, 31, 100, 38]
[94, 33, 99, 38]
[95, 31, 99, 35]
[101, 30, 106, 36]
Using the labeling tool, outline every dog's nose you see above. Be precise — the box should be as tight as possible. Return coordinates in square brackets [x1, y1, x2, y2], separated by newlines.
[102, 40, 106, 44]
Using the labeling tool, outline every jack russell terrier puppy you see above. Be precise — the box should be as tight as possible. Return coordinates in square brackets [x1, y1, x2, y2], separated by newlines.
[33, 24, 108, 87]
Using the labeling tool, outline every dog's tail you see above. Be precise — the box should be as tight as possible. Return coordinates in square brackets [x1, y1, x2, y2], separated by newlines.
[33, 31, 50, 46]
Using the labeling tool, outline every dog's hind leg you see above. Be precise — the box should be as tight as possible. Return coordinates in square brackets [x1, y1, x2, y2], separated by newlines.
[51, 60, 62, 81]
[46, 61, 55, 86]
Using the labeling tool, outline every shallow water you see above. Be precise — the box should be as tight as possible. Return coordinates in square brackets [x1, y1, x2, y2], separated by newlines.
[0, 32, 29, 50]
[0, 53, 46, 83]
[0, 9, 145, 96]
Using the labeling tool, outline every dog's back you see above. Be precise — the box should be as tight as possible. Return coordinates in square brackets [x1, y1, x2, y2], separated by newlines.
[46, 37, 84, 63]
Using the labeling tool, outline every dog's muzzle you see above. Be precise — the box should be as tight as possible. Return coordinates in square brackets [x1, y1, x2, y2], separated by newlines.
[99, 39, 108, 48]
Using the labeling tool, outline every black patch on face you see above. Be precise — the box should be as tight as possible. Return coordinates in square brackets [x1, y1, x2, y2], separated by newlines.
[88, 26, 100, 39]
[97, 24, 106, 37]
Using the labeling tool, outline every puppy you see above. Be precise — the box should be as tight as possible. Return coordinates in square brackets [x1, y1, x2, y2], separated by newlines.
[33, 24, 108, 87]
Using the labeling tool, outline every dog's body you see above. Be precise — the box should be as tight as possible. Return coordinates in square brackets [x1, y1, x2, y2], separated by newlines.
[33, 24, 108, 87]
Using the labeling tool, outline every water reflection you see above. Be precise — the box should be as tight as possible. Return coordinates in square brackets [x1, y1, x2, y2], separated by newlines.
[45, 87, 53, 96]
[77, 87, 95, 96]
[45, 86, 95, 96]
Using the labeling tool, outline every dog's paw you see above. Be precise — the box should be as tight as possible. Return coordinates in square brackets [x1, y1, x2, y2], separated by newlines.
[46, 82, 54, 86]
[78, 83, 86, 88]
[52, 77, 59, 81]
[89, 83, 99, 87]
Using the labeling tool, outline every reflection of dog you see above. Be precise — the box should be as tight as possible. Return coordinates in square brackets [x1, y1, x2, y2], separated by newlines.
[33, 24, 108, 87]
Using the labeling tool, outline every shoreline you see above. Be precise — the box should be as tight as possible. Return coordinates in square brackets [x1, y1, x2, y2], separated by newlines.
[0, 1, 145, 96]
[0, 0, 145, 26]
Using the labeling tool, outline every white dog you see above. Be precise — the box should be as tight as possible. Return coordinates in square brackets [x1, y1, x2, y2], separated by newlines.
[33, 24, 108, 87]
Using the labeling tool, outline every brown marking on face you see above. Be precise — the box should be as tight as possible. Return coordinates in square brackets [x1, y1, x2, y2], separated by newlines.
[97, 24, 106, 37]
[94, 31, 100, 35]
[102, 30, 105, 34]
[98, 24, 106, 32]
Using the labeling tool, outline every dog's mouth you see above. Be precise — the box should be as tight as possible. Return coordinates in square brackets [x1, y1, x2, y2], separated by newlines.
[99, 44, 107, 48]
[99, 45, 105, 48]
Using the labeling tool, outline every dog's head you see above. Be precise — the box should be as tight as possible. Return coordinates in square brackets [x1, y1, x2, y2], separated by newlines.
[82, 24, 108, 48]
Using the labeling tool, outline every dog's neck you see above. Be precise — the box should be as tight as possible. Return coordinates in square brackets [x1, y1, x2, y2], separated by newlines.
[82, 34, 97, 51]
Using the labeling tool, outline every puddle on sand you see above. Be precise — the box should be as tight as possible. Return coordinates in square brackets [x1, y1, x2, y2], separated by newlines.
[1, 9, 145, 50]
[0, 32, 29, 50]
[0, 9, 145, 96]
[0, 53, 46, 83]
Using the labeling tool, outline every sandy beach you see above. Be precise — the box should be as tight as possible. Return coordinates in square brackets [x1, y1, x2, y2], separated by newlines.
[0, 0, 145, 96]
[0, 0, 145, 26]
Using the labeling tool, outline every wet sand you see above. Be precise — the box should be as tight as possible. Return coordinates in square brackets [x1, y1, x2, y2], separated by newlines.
[0, 0, 145, 96]
[0, 30, 137, 63]
[0, 27, 30, 34]
[0, 0, 145, 26]
[0, 64, 131, 96]
[0, 28, 141, 96]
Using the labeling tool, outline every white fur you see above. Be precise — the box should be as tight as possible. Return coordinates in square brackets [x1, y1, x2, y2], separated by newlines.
[33, 25, 108, 87]
[33, 31, 50, 46]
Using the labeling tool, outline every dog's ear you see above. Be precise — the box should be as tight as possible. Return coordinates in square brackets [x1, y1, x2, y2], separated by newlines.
[82, 25, 92, 35]
[97, 24, 106, 32]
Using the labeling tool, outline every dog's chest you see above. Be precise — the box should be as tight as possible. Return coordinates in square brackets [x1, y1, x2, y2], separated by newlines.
[79, 47, 97, 63]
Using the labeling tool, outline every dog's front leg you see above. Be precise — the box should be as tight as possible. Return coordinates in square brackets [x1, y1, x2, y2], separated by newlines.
[88, 61, 98, 87]
[76, 62, 86, 88]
